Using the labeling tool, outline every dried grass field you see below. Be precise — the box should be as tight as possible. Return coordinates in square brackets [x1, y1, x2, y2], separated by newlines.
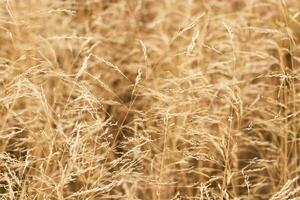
[1, 0, 300, 199]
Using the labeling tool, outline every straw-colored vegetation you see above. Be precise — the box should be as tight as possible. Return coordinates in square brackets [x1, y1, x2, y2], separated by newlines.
[0, 0, 300, 199]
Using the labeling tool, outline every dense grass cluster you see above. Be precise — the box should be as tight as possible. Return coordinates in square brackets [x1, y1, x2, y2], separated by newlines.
[0, 0, 300, 199]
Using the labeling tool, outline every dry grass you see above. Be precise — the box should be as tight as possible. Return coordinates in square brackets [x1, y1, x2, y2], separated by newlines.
[0, 0, 300, 199]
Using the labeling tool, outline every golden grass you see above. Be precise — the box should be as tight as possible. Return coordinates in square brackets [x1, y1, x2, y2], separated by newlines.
[0, 0, 300, 199]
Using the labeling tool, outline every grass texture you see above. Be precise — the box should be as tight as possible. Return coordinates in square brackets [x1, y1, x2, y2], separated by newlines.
[1, 0, 300, 199]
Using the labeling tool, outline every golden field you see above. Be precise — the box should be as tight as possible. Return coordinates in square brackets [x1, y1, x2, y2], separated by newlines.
[0, 0, 300, 199]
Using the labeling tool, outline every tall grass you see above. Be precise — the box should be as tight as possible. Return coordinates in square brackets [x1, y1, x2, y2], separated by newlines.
[0, 0, 300, 199]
